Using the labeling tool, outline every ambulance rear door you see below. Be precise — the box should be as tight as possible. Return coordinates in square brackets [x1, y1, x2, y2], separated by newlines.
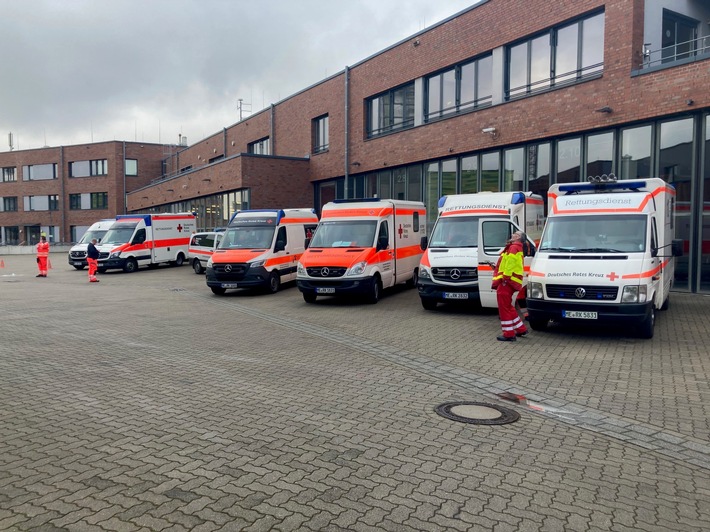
[477, 219, 526, 308]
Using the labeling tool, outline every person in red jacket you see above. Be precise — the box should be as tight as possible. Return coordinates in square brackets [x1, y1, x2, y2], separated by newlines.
[491, 231, 528, 342]
[36, 235, 50, 277]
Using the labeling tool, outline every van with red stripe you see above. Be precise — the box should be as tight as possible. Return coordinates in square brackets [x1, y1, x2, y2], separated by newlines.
[206, 209, 318, 295]
[418, 192, 544, 310]
[297, 199, 426, 304]
[96, 213, 196, 273]
[522, 176, 683, 339]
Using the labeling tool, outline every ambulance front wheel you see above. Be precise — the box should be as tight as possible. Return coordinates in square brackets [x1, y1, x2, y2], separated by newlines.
[192, 258, 204, 274]
[123, 258, 138, 273]
[303, 292, 317, 303]
[366, 276, 382, 304]
[637, 307, 655, 339]
[267, 271, 281, 294]
[211, 287, 227, 295]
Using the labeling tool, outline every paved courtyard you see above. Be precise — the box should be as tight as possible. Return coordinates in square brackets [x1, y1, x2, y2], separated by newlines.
[1, 253, 709, 531]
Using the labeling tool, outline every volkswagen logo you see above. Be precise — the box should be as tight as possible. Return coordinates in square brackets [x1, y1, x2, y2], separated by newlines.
[575, 287, 586, 298]
[449, 268, 461, 280]
[225, 264, 233, 273]
[321, 267, 330, 277]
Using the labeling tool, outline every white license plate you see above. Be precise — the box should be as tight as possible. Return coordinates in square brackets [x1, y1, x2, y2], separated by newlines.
[221, 283, 239, 288]
[73, 262, 83, 266]
[563, 310, 598, 319]
[444, 292, 468, 299]
[316, 287, 335, 294]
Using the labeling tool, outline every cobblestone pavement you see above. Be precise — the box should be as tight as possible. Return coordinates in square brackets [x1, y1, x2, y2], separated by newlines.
[1, 253, 709, 531]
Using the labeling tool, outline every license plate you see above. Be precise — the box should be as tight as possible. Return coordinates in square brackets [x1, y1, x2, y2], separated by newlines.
[563, 310, 598, 319]
[444, 292, 468, 299]
[73, 262, 83, 266]
[316, 287, 335, 294]
[221, 283, 239, 288]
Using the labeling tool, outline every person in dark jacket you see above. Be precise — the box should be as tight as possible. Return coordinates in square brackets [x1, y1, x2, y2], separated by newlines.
[87, 238, 100, 283]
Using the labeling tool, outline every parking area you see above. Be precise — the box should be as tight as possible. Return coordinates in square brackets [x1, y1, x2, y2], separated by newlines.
[1, 252, 710, 531]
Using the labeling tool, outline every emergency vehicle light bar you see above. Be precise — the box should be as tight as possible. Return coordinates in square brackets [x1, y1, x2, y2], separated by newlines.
[558, 181, 648, 194]
[227, 209, 283, 225]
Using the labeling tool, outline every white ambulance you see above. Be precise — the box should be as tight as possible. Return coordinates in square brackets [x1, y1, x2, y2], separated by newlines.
[297, 198, 426, 304]
[418, 192, 544, 310]
[96, 213, 196, 273]
[188, 231, 223, 274]
[67, 219, 115, 270]
[206, 209, 318, 295]
[522, 175, 682, 339]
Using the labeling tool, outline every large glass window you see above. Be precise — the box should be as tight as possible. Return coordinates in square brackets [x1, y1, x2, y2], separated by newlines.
[556, 138, 581, 183]
[312, 114, 329, 154]
[480, 152, 500, 192]
[367, 83, 415, 137]
[91, 192, 109, 210]
[69, 194, 82, 210]
[248, 137, 270, 155]
[662, 10, 699, 63]
[507, 11, 604, 99]
[2, 167, 16, 182]
[407, 166, 422, 201]
[393, 168, 406, 200]
[528, 143, 551, 201]
[620, 125, 653, 179]
[2, 196, 18, 212]
[586, 132, 614, 178]
[701, 116, 710, 292]
[441, 159, 457, 196]
[69, 159, 108, 177]
[377, 170, 391, 199]
[425, 162, 440, 230]
[22, 163, 57, 181]
[503, 148, 525, 191]
[461, 156, 478, 193]
[426, 54, 492, 121]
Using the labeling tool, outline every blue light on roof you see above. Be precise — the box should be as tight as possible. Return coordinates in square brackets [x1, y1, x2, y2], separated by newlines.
[438, 196, 447, 209]
[511, 192, 524, 204]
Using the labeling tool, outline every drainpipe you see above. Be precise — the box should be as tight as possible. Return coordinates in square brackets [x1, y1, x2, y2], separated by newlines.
[270, 104, 275, 154]
[344, 65, 350, 199]
[223, 127, 227, 156]
[59, 146, 65, 242]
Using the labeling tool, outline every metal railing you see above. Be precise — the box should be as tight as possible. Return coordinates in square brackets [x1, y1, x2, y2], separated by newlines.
[641, 35, 710, 69]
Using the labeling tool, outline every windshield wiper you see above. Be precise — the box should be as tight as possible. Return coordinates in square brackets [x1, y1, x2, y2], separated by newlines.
[572, 247, 623, 253]
[539, 247, 575, 252]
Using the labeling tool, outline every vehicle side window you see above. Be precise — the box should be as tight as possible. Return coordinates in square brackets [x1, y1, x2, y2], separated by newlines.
[277, 226, 287, 245]
[215, 234, 222, 247]
[133, 228, 146, 244]
[203, 235, 215, 247]
[651, 218, 658, 251]
[379, 221, 389, 246]
[413, 212, 420, 232]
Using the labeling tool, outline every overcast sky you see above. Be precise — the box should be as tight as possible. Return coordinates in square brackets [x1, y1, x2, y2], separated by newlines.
[1, 0, 479, 152]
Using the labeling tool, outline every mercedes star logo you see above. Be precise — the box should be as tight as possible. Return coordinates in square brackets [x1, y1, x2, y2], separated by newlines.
[321, 267, 330, 277]
[225, 265, 232, 272]
[575, 287, 586, 298]
[450, 268, 461, 280]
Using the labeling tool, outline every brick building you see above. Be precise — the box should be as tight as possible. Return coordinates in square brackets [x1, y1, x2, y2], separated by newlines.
[2, 0, 709, 292]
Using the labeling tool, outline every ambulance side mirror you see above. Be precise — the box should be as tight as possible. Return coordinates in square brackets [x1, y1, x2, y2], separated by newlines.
[420, 236, 428, 250]
[671, 239, 684, 257]
[274, 239, 286, 252]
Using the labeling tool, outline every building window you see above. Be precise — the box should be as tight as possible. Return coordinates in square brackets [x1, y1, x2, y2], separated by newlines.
[367, 82, 415, 138]
[248, 137, 270, 155]
[208, 154, 224, 164]
[69, 194, 82, 210]
[2, 196, 18, 212]
[506, 11, 604, 99]
[24, 195, 58, 211]
[91, 192, 108, 209]
[22, 163, 57, 181]
[426, 54, 492, 121]
[125, 159, 138, 176]
[69, 159, 108, 177]
[662, 10, 699, 63]
[312, 114, 329, 154]
[49, 195, 59, 211]
[2, 167, 16, 182]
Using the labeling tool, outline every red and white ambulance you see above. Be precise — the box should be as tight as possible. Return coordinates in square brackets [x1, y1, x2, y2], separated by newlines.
[96, 213, 196, 273]
[297, 199, 426, 303]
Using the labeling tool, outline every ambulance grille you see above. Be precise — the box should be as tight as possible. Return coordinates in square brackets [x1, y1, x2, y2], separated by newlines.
[546, 284, 618, 300]
[213, 263, 249, 278]
[70, 250, 87, 258]
[98, 252, 110, 260]
[431, 267, 478, 283]
[306, 266, 346, 278]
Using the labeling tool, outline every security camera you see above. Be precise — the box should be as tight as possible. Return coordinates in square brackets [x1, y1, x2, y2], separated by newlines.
[482, 127, 496, 134]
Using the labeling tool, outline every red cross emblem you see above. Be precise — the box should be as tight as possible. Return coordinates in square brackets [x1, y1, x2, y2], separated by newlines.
[398, 224, 403, 238]
[606, 271, 618, 281]
[177, 224, 183, 232]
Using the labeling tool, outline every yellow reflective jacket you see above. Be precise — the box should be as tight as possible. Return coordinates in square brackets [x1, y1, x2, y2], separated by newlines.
[492, 241, 524, 291]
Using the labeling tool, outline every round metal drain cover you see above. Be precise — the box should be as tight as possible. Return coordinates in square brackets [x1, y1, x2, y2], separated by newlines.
[436, 401, 520, 425]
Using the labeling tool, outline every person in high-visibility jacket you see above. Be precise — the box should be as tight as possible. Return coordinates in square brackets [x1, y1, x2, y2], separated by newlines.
[36, 235, 50, 277]
[491, 231, 528, 341]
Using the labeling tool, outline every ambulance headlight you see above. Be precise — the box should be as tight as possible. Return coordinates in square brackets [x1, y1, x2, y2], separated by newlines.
[206, 257, 213, 268]
[528, 282, 544, 299]
[109, 251, 121, 259]
[347, 261, 367, 276]
[621, 285, 647, 303]
[297, 262, 306, 276]
[250, 259, 265, 268]
[418, 267, 431, 280]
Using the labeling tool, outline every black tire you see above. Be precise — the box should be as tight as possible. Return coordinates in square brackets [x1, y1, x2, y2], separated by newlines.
[660, 295, 670, 311]
[421, 297, 438, 311]
[528, 316, 549, 331]
[211, 286, 227, 295]
[174, 254, 185, 267]
[366, 276, 382, 304]
[637, 307, 655, 339]
[193, 259, 204, 274]
[123, 258, 138, 273]
[406, 269, 418, 289]
[303, 292, 317, 303]
[73, 265, 85, 270]
[267, 271, 280, 294]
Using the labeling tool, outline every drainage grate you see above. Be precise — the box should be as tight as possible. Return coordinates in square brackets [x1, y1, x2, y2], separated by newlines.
[435, 401, 520, 425]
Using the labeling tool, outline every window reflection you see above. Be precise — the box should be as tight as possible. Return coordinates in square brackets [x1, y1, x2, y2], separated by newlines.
[556, 138, 581, 183]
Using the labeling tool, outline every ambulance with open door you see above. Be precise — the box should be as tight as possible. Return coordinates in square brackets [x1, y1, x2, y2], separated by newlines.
[206, 209, 318, 295]
[297, 198, 426, 303]
[418, 192, 543, 310]
[522, 175, 682, 339]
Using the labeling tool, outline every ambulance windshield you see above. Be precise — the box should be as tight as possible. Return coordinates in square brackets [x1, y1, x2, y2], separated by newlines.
[540, 215, 647, 253]
[78, 229, 108, 244]
[101, 223, 137, 245]
[220, 226, 275, 249]
[429, 217, 479, 248]
[310, 220, 376, 248]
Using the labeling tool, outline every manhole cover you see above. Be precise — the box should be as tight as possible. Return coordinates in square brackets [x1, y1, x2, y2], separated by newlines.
[435, 401, 520, 425]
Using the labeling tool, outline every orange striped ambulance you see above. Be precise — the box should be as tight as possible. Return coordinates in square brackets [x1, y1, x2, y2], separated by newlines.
[206, 209, 318, 295]
[297, 199, 426, 304]
[524, 175, 683, 339]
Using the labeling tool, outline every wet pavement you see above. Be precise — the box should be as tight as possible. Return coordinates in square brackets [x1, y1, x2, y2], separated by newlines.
[1, 253, 709, 531]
